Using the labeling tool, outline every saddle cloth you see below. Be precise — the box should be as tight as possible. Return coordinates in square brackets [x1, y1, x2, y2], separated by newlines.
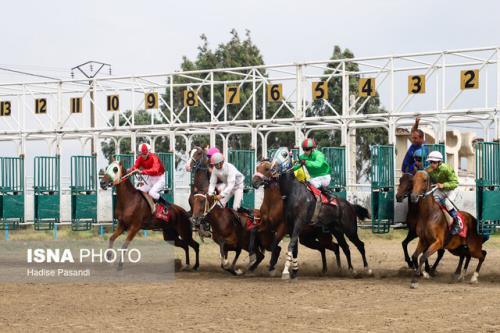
[305, 183, 338, 207]
[439, 205, 467, 238]
[140, 192, 171, 223]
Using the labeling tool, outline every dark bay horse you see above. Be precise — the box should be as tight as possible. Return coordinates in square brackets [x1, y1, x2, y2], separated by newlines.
[396, 173, 445, 274]
[191, 193, 265, 275]
[270, 148, 371, 280]
[252, 160, 341, 276]
[409, 170, 487, 288]
[100, 161, 199, 270]
[186, 146, 211, 210]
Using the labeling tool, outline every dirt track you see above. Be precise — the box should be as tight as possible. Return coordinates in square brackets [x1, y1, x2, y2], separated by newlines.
[2, 230, 500, 332]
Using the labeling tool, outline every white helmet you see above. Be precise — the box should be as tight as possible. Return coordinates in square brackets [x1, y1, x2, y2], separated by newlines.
[426, 150, 443, 162]
[138, 143, 152, 155]
[210, 152, 224, 165]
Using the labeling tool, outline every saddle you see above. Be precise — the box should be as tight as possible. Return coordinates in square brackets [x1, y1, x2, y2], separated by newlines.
[140, 192, 171, 223]
[305, 183, 338, 207]
[231, 207, 260, 231]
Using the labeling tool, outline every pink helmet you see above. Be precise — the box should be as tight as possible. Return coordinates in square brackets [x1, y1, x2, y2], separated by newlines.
[207, 147, 220, 158]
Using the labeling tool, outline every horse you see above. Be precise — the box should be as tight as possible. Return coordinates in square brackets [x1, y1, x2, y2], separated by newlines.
[191, 193, 265, 275]
[409, 170, 487, 288]
[252, 160, 342, 275]
[396, 172, 445, 274]
[100, 161, 200, 271]
[186, 146, 211, 210]
[270, 147, 371, 280]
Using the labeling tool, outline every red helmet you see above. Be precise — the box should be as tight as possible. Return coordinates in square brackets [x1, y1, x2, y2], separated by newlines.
[302, 138, 317, 149]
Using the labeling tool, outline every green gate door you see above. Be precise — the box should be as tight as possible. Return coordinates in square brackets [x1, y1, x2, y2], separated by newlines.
[370, 145, 394, 233]
[0, 156, 24, 230]
[71, 155, 97, 231]
[321, 147, 347, 199]
[228, 150, 255, 210]
[112, 154, 134, 228]
[34, 156, 60, 230]
[475, 141, 500, 235]
[158, 152, 174, 203]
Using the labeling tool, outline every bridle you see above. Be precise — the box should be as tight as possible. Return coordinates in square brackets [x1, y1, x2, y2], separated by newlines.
[189, 148, 209, 172]
[413, 170, 437, 199]
[193, 193, 220, 220]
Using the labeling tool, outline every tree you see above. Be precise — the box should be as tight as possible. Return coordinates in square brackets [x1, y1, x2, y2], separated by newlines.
[308, 45, 387, 180]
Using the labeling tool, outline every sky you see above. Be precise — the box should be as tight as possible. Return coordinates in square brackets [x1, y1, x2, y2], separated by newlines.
[1, 0, 500, 80]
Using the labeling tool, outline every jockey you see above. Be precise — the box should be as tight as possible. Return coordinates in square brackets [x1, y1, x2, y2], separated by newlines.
[131, 143, 170, 208]
[206, 146, 221, 159]
[208, 152, 245, 212]
[293, 138, 332, 224]
[426, 150, 462, 236]
[411, 148, 425, 173]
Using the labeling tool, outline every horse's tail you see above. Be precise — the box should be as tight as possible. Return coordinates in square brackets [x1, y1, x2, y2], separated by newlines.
[464, 212, 489, 243]
[352, 204, 370, 221]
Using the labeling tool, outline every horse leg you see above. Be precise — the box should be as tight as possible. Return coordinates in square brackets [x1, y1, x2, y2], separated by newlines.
[219, 240, 230, 271]
[117, 224, 141, 271]
[429, 248, 445, 277]
[282, 222, 302, 280]
[248, 247, 265, 272]
[175, 238, 191, 270]
[188, 239, 200, 271]
[402, 228, 417, 269]
[453, 255, 466, 282]
[291, 242, 299, 279]
[230, 247, 243, 276]
[461, 254, 472, 281]
[412, 239, 441, 287]
[107, 222, 125, 260]
[269, 223, 286, 276]
[333, 231, 353, 273]
[322, 237, 341, 271]
[345, 230, 372, 276]
[410, 239, 425, 288]
[300, 235, 327, 275]
[470, 250, 487, 284]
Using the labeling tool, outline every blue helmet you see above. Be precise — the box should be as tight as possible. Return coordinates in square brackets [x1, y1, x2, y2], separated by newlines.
[413, 148, 424, 158]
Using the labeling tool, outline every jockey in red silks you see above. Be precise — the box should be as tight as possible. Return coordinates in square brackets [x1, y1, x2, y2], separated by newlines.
[131, 143, 170, 208]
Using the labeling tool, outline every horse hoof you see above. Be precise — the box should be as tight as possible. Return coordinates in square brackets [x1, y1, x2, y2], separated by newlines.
[281, 272, 290, 280]
[234, 269, 244, 276]
[422, 271, 430, 279]
[470, 272, 479, 284]
[410, 282, 418, 289]
[269, 269, 278, 277]
[428, 269, 437, 277]
[366, 268, 374, 277]
[181, 265, 192, 272]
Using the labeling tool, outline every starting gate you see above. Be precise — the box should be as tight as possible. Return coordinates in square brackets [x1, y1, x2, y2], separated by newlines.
[228, 150, 255, 210]
[321, 147, 347, 199]
[370, 145, 394, 233]
[70, 155, 97, 231]
[475, 141, 500, 235]
[0, 156, 24, 229]
[158, 152, 174, 203]
[34, 156, 60, 230]
[112, 154, 134, 227]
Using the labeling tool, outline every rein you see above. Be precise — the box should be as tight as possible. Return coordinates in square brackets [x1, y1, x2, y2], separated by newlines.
[193, 193, 220, 218]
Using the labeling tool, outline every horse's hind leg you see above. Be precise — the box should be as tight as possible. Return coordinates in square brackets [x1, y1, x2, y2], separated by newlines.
[248, 247, 265, 272]
[188, 239, 200, 271]
[470, 249, 487, 284]
[175, 238, 191, 269]
[333, 230, 353, 272]
[453, 254, 466, 282]
[345, 231, 372, 275]
[230, 247, 243, 276]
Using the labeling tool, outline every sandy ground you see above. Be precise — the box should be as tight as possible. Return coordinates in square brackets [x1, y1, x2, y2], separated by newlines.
[2, 230, 500, 332]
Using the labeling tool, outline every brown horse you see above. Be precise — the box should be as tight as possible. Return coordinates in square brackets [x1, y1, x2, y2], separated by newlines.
[409, 170, 486, 288]
[396, 173, 445, 274]
[191, 193, 264, 275]
[253, 160, 341, 275]
[186, 146, 211, 210]
[100, 161, 200, 270]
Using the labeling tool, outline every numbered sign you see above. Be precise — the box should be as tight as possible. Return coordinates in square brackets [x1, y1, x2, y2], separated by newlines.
[408, 75, 426, 94]
[0, 101, 11, 116]
[107, 95, 119, 112]
[267, 83, 283, 102]
[35, 98, 47, 114]
[359, 78, 376, 97]
[183, 90, 199, 107]
[70, 97, 82, 114]
[461, 69, 479, 90]
[225, 86, 240, 105]
[312, 81, 328, 100]
[145, 92, 158, 109]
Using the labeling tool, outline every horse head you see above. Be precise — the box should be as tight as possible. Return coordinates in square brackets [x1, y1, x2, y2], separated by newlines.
[252, 159, 274, 189]
[100, 161, 125, 190]
[191, 193, 218, 227]
[186, 146, 208, 172]
[410, 170, 431, 203]
[396, 173, 414, 202]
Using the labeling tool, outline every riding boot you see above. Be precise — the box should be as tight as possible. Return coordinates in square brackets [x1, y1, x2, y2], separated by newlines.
[237, 207, 254, 220]
[157, 196, 171, 211]
[448, 208, 462, 236]
[321, 186, 336, 199]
